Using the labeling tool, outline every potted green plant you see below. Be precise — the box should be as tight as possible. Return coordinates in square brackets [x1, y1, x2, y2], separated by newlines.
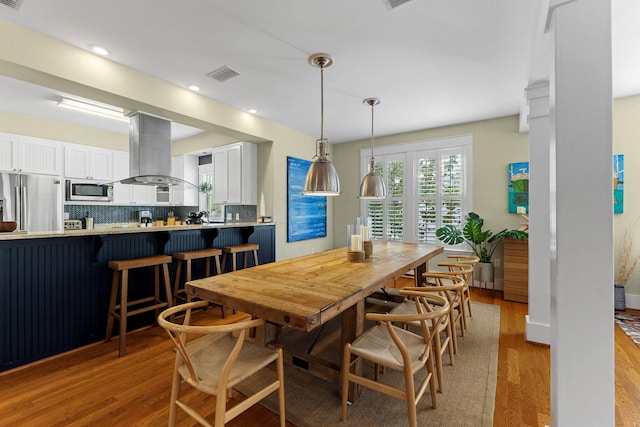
[198, 182, 212, 194]
[436, 212, 528, 283]
[198, 182, 213, 212]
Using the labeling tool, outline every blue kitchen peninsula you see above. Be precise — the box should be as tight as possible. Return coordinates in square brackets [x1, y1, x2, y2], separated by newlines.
[0, 223, 275, 371]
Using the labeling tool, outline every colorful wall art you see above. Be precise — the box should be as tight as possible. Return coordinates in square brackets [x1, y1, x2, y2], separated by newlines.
[287, 156, 327, 242]
[613, 154, 624, 214]
[508, 162, 529, 214]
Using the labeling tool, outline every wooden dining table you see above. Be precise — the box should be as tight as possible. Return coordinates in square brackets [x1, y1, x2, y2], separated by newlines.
[186, 241, 443, 397]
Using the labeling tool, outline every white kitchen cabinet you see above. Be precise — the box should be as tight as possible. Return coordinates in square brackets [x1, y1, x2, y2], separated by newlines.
[210, 142, 256, 205]
[112, 151, 132, 204]
[0, 134, 17, 172]
[64, 145, 113, 181]
[0, 133, 63, 176]
[131, 185, 157, 205]
[170, 154, 198, 206]
[112, 151, 163, 205]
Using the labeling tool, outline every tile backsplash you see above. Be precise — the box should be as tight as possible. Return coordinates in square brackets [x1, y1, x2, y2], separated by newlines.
[65, 205, 256, 224]
[225, 205, 257, 223]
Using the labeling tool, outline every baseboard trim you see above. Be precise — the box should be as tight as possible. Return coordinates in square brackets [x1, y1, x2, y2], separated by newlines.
[525, 315, 550, 345]
[625, 292, 640, 310]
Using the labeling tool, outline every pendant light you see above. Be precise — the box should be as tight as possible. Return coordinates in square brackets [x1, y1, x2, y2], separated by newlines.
[358, 97, 386, 199]
[302, 53, 341, 196]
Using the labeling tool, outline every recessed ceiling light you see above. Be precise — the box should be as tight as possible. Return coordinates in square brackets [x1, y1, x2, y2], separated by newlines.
[248, 108, 258, 114]
[89, 44, 109, 56]
[187, 84, 200, 92]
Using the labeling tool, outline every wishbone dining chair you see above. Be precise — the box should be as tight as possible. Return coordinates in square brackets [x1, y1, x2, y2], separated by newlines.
[158, 301, 286, 427]
[341, 293, 450, 427]
[446, 254, 480, 317]
[391, 273, 465, 392]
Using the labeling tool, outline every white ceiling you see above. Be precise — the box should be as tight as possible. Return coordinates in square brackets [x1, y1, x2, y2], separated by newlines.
[0, 0, 638, 143]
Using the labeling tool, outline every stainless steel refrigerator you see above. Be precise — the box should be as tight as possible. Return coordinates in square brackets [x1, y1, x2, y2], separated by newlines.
[0, 173, 63, 232]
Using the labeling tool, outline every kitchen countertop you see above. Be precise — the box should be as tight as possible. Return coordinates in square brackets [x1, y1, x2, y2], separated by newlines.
[0, 222, 276, 241]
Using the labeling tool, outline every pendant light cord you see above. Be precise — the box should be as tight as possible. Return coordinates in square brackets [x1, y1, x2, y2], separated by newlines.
[370, 102, 375, 160]
[320, 64, 325, 142]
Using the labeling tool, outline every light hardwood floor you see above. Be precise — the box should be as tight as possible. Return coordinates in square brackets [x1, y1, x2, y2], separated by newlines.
[0, 285, 638, 426]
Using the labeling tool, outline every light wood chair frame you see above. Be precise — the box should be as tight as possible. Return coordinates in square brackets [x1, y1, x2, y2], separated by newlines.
[393, 276, 465, 393]
[434, 262, 475, 328]
[446, 254, 480, 317]
[158, 301, 285, 427]
[341, 293, 449, 427]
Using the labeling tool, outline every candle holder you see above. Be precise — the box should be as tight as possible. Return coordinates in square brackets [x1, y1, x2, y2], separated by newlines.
[347, 250, 365, 262]
[347, 224, 365, 262]
[361, 217, 372, 259]
[363, 240, 373, 259]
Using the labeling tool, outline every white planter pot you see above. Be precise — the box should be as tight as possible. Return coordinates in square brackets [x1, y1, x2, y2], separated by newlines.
[475, 262, 494, 283]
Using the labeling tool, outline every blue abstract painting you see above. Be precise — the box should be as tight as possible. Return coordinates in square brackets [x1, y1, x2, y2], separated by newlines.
[508, 162, 529, 213]
[614, 154, 624, 214]
[287, 156, 327, 242]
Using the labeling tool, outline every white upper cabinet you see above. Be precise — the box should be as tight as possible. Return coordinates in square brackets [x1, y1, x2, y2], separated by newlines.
[131, 184, 157, 205]
[0, 134, 17, 172]
[0, 133, 63, 176]
[111, 151, 155, 205]
[171, 154, 198, 206]
[112, 151, 132, 204]
[64, 145, 113, 181]
[210, 142, 256, 205]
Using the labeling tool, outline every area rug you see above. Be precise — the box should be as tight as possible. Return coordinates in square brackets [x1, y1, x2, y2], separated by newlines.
[615, 313, 640, 346]
[236, 301, 500, 427]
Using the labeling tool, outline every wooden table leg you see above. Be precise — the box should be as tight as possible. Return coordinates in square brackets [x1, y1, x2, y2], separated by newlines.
[414, 261, 427, 286]
[341, 299, 365, 402]
[256, 320, 281, 346]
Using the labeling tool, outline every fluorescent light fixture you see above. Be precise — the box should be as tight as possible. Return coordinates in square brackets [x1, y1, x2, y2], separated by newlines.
[88, 44, 109, 56]
[57, 97, 128, 122]
[187, 84, 200, 91]
[247, 108, 258, 114]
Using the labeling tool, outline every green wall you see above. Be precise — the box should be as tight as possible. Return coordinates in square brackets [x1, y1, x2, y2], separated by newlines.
[613, 95, 640, 296]
[333, 97, 640, 298]
[332, 115, 529, 285]
[2, 17, 640, 296]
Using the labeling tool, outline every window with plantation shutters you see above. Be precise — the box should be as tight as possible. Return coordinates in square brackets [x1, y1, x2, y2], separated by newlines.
[361, 135, 472, 246]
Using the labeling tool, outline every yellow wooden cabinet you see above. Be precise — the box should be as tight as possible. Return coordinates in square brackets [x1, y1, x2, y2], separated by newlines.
[503, 238, 528, 303]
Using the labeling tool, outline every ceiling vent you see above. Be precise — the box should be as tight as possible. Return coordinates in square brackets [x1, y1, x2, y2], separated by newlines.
[383, 0, 415, 10]
[0, 0, 24, 10]
[207, 65, 240, 82]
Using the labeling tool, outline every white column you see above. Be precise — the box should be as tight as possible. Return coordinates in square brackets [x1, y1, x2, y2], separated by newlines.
[525, 81, 551, 345]
[549, 0, 613, 425]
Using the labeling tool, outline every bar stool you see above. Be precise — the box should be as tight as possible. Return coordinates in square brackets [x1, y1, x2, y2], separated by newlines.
[106, 254, 173, 357]
[172, 248, 222, 303]
[221, 243, 260, 272]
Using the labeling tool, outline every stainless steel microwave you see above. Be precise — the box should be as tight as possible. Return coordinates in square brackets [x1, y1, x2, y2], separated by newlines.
[65, 179, 113, 202]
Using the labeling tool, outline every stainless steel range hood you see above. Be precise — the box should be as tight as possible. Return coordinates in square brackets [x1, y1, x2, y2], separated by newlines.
[120, 112, 192, 187]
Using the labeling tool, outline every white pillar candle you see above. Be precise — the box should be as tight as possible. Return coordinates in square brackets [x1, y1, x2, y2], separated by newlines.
[350, 234, 362, 251]
[361, 225, 369, 241]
